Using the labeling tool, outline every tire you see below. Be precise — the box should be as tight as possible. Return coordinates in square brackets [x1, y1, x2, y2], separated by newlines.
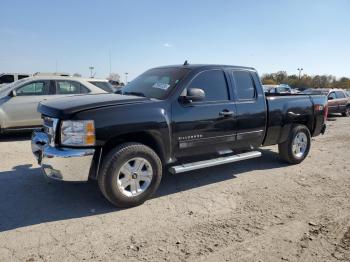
[98, 142, 162, 208]
[278, 125, 311, 164]
[342, 106, 350, 117]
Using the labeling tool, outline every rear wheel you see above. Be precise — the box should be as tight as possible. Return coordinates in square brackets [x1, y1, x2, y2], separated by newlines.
[98, 143, 162, 208]
[278, 125, 311, 164]
[342, 106, 350, 117]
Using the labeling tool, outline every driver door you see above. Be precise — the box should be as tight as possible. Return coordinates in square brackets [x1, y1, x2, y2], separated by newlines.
[2, 80, 50, 128]
[171, 69, 237, 158]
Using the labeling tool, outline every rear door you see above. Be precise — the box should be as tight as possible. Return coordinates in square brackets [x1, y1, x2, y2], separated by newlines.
[172, 69, 237, 158]
[335, 91, 347, 113]
[2, 80, 50, 128]
[229, 70, 267, 149]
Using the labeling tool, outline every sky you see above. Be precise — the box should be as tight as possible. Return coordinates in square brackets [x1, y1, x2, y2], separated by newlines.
[0, 0, 349, 81]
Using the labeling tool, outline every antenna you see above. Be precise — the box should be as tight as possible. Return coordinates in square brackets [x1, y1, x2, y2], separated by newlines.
[183, 60, 189, 66]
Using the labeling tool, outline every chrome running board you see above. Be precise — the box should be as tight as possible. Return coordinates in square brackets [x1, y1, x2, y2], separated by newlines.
[169, 151, 261, 174]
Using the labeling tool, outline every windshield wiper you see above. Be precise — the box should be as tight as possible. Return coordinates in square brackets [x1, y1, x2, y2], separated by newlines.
[123, 91, 146, 97]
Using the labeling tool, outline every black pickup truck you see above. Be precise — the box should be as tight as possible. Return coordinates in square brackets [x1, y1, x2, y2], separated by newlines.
[31, 64, 327, 207]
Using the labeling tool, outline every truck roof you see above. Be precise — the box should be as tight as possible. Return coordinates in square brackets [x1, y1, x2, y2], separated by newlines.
[153, 64, 256, 71]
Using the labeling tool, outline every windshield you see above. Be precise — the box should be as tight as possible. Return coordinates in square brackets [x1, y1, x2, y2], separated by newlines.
[0, 78, 28, 95]
[121, 68, 189, 99]
[89, 81, 115, 93]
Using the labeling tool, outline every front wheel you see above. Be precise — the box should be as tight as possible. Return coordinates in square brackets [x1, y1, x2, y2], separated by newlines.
[278, 125, 311, 164]
[342, 106, 350, 117]
[98, 143, 162, 208]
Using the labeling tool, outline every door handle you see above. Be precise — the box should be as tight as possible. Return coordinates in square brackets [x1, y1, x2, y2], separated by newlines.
[219, 110, 234, 117]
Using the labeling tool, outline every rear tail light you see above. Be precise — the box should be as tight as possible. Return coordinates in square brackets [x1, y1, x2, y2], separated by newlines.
[314, 104, 328, 121]
[324, 104, 328, 121]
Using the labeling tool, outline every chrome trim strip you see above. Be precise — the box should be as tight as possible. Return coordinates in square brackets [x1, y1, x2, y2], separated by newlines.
[237, 130, 264, 141]
[237, 130, 264, 135]
[169, 151, 261, 174]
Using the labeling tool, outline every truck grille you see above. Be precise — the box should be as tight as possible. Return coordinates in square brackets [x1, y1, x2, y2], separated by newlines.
[43, 116, 59, 146]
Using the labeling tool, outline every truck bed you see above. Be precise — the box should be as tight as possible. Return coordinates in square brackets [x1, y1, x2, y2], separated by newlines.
[263, 94, 327, 146]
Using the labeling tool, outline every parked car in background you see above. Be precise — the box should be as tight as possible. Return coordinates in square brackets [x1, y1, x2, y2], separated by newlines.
[263, 84, 299, 94]
[33, 72, 70, 77]
[0, 76, 107, 133]
[0, 73, 31, 87]
[109, 80, 124, 91]
[301, 88, 350, 116]
[84, 78, 115, 93]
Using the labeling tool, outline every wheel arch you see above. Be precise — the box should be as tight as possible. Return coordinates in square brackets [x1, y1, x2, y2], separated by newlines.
[278, 120, 312, 144]
[102, 131, 166, 163]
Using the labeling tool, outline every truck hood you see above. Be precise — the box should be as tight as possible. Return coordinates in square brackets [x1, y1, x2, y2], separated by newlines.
[38, 93, 150, 119]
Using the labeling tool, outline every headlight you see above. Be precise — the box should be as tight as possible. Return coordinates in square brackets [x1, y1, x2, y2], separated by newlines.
[60, 120, 95, 146]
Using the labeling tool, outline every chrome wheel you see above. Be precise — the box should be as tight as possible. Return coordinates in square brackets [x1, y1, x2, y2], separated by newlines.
[116, 157, 153, 197]
[292, 132, 308, 158]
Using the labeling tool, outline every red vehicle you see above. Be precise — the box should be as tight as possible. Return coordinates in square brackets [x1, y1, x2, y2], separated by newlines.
[301, 89, 350, 117]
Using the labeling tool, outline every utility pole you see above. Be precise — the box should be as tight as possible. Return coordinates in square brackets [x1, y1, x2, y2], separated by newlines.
[89, 66, 94, 78]
[297, 68, 303, 80]
[125, 72, 128, 84]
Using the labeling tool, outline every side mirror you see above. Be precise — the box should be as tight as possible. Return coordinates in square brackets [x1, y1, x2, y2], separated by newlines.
[328, 96, 333, 100]
[181, 88, 205, 103]
[9, 90, 16, 97]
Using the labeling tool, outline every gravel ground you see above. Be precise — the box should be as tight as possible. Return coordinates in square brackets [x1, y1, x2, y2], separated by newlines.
[0, 116, 349, 262]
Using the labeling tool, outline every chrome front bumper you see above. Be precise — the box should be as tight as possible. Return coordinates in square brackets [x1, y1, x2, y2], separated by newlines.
[31, 131, 95, 182]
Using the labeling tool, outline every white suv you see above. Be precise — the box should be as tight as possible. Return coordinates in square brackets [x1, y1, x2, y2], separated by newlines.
[0, 76, 108, 132]
[0, 73, 31, 87]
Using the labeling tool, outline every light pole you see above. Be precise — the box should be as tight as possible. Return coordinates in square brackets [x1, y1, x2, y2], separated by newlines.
[297, 68, 303, 80]
[109, 49, 112, 75]
[125, 72, 128, 84]
[89, 66, 94, 78]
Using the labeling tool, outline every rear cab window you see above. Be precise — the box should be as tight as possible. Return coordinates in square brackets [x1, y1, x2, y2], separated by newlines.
[232, 71, 256, 100]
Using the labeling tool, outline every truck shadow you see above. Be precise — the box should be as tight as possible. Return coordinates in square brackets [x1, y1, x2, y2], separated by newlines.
[0, 148, 286, 232]
[157, 149, 286, 197]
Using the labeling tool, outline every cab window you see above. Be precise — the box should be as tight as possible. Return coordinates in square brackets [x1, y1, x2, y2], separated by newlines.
[55, 81, 89, 94]
[335, 91, 346, 99]
[328, 92, 336, 100]
[16, 81, 49, 96]
[186, 70, 229, 102]
[18, 75, 29, 80]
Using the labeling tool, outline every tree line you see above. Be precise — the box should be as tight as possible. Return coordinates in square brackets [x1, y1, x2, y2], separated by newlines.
[261, 71, 350, 90]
